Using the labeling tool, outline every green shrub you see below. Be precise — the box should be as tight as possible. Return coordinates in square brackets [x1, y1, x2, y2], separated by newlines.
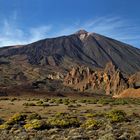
[79, 99, 87, 103]
[97, 98, 112, 105]
[0, 123, 11, 130]
[49, 98, 56, 103]
[112, 99, 129, 105]
[84, 113, 95, 118]
[48, 112, 80, 128]
[75, 104, 81, 107]
[106, 109, 126, 123]
[24, 119, 47, 130]
[64, 101, 69, 105]
[55, 98, 63, 104]
[43, 98, 50, 102]
[70, 99, 76, 104]
[55, 112, 67, 117]
[0, 97, 9, 100]
[27, 113, 41, 120]
[23, 102, 36, 106]
[87, 99, 98, 104]
[10, 98, 17, 102]
[81, 119, 101, 129]
[47, 117, 80, 128]
[36, 100, 44, 106]
[63, 98, 70, 105]
[42, 103, 50, 107]
[6, 113, 26, 125]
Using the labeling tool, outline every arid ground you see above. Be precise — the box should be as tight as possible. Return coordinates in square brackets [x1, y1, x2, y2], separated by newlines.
[0, 94, 140, 140]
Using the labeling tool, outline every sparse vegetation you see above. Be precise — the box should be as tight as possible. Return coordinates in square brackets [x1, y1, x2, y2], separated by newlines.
[6, 113, 26, 125]
[24, 119, 47, 130]
[47, 117, 80, 128]
[0, 97, 139, 139]
[0, 123, 11, 130]
[27, 112, 41, 120]
[23, 102, 36, 106]
[81, 119, 101, 129]
[106, 109, 126, 123]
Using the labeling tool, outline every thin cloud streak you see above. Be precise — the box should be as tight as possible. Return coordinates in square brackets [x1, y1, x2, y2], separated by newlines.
[0, 16, 52, 47]
[0, 15, 140, 48]
[50, 16, 140, 48]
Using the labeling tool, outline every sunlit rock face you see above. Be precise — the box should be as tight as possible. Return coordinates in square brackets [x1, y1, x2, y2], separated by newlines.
[64, 62, 129, 96]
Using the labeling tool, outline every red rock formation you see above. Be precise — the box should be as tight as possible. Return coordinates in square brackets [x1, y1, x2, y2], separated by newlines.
[128, 72, 140, 88]
[64, 62, 128, 96]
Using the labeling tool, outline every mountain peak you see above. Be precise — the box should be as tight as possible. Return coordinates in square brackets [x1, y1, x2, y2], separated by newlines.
[75, 29, 88, 35]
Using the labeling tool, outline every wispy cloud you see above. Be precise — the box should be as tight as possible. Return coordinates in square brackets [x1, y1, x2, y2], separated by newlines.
[54, 16, 140, 48]
[0, 14, 52, 47]
[0, 14, 140, 48]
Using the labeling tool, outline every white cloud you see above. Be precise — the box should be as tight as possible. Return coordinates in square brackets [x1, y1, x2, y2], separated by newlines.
[29, 25, 52, 42]
[0, 17, 52, 47]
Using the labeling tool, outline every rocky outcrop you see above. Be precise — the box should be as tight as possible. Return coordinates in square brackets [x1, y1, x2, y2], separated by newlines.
[128, 72, 140, 89]
[64, 62, 128, 95]
[47, 72, 64, 80]
[113, 88, 140, 98]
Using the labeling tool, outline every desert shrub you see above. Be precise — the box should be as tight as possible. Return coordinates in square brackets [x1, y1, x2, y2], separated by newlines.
[84, 111, 105, 118]
[49, 98, 56, 103]
[0, 97, 9, 100]
[0, 123, 11, 130]
[42, 103, 50, 107]
[23, 102, 36, 106]
[63, 98, 70, 105]
[70, 99, 76, 104]
[36, 100, 44, 106]
[133, 99, 140, 105]
[64, 101, 69, 105]
[81, 119, 101, 129]
[6, 113, 26, 125]
[48, 112, 80, 128]
[55, 112, 70, 118]
[87, 99, 98, 104]
[27, 113, 41, 120]
[37, 101, 49, 107]
[43, 98, 50, 102]
[23, 100, 49, 107]
[54, 98, 63, 104]
[47, 117, 80, 128]
[27, 98, 31, 101]
[97, 98, 112, 105]
[85, 113, 94, 118]
[76, 104, 81, 107]
[24, 119, 47, 130]
[112, 99, 129, 105]
[31, 98, 40, 101]
[10, 98, 17, 102]
[106, 109, 126, 123]
[79, 99, 87, 103]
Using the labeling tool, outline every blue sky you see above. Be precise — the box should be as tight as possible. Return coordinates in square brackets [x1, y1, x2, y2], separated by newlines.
[0, 0, 140, 48]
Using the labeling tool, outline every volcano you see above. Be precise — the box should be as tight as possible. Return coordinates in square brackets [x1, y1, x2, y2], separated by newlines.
[0, 30, 140, 95]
